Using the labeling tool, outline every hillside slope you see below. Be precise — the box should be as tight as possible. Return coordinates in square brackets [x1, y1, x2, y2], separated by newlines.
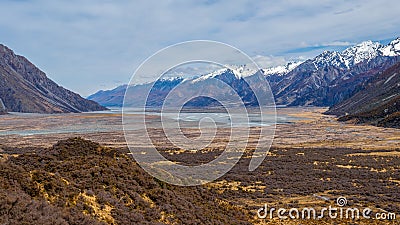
[327, 61, 400, 128]
[0, 44, 107, 113]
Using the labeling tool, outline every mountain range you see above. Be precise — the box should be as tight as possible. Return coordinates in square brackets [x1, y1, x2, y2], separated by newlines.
[89, 38, 400, 108]
[269, 39, 400, 106]
[2, 36, 399, 126]
[0, 44, 107, 113]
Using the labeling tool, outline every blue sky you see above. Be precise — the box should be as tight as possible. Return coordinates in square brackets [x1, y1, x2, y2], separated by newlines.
[1, 0, 399, 96]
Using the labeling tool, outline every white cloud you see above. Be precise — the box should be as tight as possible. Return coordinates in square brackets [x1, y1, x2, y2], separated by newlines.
[319, 41, 355, 47]
[251, 55, 288, 68]
[0, 0, 399, 95]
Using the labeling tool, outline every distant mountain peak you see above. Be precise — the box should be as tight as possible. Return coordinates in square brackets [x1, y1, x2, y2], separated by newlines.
[309, 39, 400, 70]
[191, 68, 241, 83]
[313, 50, 346, 69]
[227, 64, 259, 77]
[158, 76, 185, 82]
[341, 40, 382, 67]
[381, 37, 400, 57]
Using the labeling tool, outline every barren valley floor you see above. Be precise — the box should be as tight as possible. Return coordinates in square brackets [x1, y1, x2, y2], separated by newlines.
[0, 107, 399, 224]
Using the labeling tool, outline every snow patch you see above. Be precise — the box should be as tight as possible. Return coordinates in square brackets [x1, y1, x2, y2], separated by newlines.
[262, 61, 303, 76]
[381, 38, 400, 57]
[384, 73, 397, 85]
[341, 41, 382, 68]
[191, 68, 231, 83]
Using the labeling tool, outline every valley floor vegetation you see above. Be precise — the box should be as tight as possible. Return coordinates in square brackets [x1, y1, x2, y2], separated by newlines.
[0, 136, 399, 224]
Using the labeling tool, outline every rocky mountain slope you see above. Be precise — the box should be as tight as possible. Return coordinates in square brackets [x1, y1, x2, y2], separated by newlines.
[0, 44, 107, 113]
[326, 61, 400, 128]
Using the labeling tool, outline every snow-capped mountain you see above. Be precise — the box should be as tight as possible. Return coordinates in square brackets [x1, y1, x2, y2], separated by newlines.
[193, 61, 304, 79]
[89, 37, 400, 108]
[310, 38, 400, 70]
[261, 38, 400, 78]
[313, 50, 347, 69]
[341, 40, 383, 68]
[269, 37, 400, 106]
[228, 64, 259, 77]
[89, 68, 261, 108]
[381, 37, 400, 56]
[191, 67, 242, 83]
